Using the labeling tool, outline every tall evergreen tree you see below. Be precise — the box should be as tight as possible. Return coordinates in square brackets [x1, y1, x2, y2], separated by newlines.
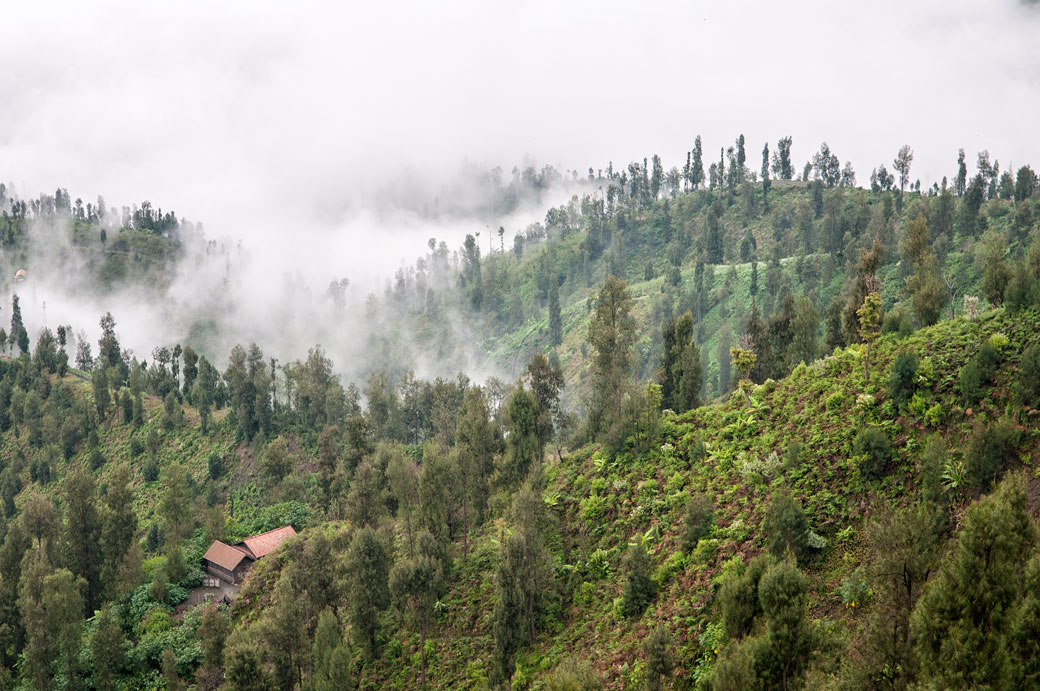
[912, 473, 1037, 688]
[587, 276, 635, 436]
[548, 280, 562, 347]
[344, 527, 391, 661]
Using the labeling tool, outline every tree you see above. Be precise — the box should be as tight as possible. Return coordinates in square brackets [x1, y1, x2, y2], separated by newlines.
[658, 312, 703, 413]
[705, 210, 724, 264]
[643, 626, 674, 691]
[681, 493, 714, 553]
[911, 473, 1036, 688]
[729, 343, 757, 408]
[344, 527, 391, 661]
[63, 469, 103, 613]
[771, 136, 793, 181]
[845, 504, 941, 688]
[390, 531, 443, 688]
[1014, 165, 1037, 202]
[761, 143, 771, 209]
[620, 540, 656, 618]
[857, 291, 883, 384]
[893, 145, 913, 197]
[310, 608, 353, 691]
[100, 465, 137, 599]
[261, 436, 295, 487]
[9, 295, 24, 353]
[492, 488, 552, 690]
[764, 491, 808, 563]
[753, 557, 816, 689]
[587, 276, 635, 436]
[548, 280, 562, 347]
[955, 148, 967, 195]
[97, 312, 122, 371]
[158, 461, 193, 543]
[90, 605, 126, 691]
[691, 136, 705, 189]
[526, 354, 563, 460]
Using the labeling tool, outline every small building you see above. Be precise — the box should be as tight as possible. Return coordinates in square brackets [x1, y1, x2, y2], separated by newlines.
[235, 525, 297, 560]
[202, 540, 253, 584]
[13, 269, 26, 282]
[202, 525, 298, 585]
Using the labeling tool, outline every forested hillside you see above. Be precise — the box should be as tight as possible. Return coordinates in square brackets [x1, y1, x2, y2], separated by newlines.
[0, 138, 1038, 690]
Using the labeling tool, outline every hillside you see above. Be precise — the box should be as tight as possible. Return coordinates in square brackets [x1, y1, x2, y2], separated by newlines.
[224, 305, 1040, 689]
[0, 159, 1037, 690]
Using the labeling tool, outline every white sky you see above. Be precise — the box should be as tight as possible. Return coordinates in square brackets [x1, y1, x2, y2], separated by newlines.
[1, 0, 1039, 283]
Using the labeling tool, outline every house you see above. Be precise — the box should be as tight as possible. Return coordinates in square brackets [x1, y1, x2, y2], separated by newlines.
[201, 540, 253, 584]
[235, 525, 297, 560]
[202, 525, 298, 584]
[13, 269, 26, 282]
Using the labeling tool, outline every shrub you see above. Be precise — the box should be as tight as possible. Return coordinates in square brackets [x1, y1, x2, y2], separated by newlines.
[854, 427, 893, 480]
[681, 493, 714, 553]
[718, 555, 769, 639]
[763, 492, 809, 563]
[881, 310, 913, 338]
[958, 360, 984, 405]
[976, 341, 999, 379]
[887, 351, 919, 406]
[129, 437, 145, 457]
[1016, 343, 1040, 408]
[964, 419, 1020, 490]
[839, 567, 870, 609]
[784, 441, 802, 471]
[142, 456, 160, 483]
[620, 541, 657, 619]
[962, 295, 982, 320]
[208, 453, 224, 480]
[89, 447, 106, 471]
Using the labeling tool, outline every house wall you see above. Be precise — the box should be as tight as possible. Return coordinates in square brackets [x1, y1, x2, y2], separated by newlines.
[205, 561, 236, 584]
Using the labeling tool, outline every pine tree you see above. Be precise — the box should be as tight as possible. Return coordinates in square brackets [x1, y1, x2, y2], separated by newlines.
[761, 143, 771, 209]
[311, 608, 353, 691]
[620, 541, 656, 618]
[643, 626, 674, 691]
[344, 527, 391, 661]
[587, 276, 635, 436]
[764, 491, 808, 563]
[912, 473, 1036, 688]
[63, 469, 102, 613]
[548, 280, 562, 347]
[90, 606, 126, 691]
[705, 211, 724, 264]
[390, 531, 443, 687]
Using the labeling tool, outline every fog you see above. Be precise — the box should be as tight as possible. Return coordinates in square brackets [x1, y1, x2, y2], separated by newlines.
[1, 0, 1039, 382]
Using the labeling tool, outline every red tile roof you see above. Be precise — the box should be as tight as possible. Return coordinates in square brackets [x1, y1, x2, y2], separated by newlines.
[203, 540, 251, 571]
[237, 525, 297, 559]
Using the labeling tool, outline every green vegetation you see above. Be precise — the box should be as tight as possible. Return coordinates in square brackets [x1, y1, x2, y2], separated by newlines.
[0, 141, 1037, 689]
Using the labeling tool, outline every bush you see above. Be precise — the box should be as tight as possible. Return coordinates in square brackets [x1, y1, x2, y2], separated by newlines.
[958, 360, 984, 405]
[620, 542, 657, 619]
[763, 492, 808, 563]
[887, 351, 919, 406]
[718, 555, 769, 639]
[784, 441, 802, 471]
[208, 453, 224, 480]
[129, 437, 145, 457]
[89, 447, 106, 471]
[964, 419, 1020, 490]
[853, 427, 893, 480]
[681, 493, 714, 553]
[881, 309, 913, 338]
[142, 456, 160, 483]
[976, 341, 1000, 379]
[1016, 343, 1040, 408]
